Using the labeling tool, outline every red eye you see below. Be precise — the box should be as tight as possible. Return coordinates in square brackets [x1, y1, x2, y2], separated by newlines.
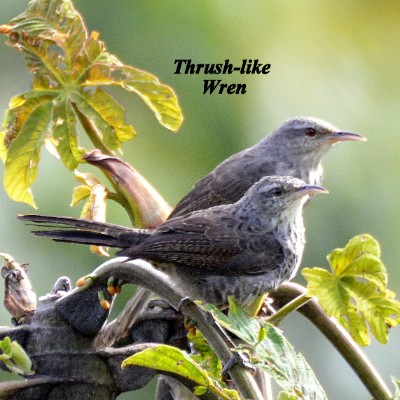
[305, 128, 316, 137]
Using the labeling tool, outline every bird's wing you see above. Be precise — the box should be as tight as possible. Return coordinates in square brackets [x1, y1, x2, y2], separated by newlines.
[170, 148, 277, 218]
[117, 212, 246, 270]
[218, 233, 285, 275]
[118, 211, 284, 275]
[170, 174, 252, 217]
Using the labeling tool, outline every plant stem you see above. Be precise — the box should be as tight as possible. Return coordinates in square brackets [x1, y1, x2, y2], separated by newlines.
[72, 103, 113, 156]
[266, 292, 310, 325]
[71, 105, 137, 225]
[271, 283, 393, 400]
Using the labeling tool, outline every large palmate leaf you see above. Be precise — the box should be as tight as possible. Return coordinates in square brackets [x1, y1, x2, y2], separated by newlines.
[0, 0, 183, 206]
[303, 234, 400, 346]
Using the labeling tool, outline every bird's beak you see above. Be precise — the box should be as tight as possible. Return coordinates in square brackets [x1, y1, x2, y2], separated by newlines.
[329, 131, 367, 143]
[296, 185, 329, 197]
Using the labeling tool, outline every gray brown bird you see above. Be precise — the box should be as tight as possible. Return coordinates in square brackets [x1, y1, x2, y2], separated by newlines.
[170, 117, 364, 218]
[1, 254, 37, 323]
[19, 176, 326, 307]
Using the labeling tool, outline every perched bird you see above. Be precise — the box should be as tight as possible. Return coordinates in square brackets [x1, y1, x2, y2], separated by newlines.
[19, 176, 327, 307]
[1, 253, 37, 324]
[170, 117, 364, 218]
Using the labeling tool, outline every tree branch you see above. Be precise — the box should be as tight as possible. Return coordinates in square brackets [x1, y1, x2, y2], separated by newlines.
[62, 258, 264, 400]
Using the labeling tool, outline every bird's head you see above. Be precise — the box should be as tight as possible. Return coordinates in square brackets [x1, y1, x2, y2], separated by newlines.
[268, 117, 366, 162]
[242, 175, 328, 218]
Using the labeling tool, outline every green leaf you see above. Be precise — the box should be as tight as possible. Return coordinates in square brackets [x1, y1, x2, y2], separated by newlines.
[278, 392, 298, 400]
[1, 0, 183, 205]
[123, 345, 210, 387]
[193, 386, 207, 395]
[0, 337, 34, 375]
[204, 299, 261, 344]
[327, 234, 380, 275]
[4, 95, 53, 207]
[188, 328, 222, 380]
[51, 98, 85, 169]
[303, 234, 400, 346]
[205, 299, 327, 400]
[84, 63, 183, 133]
[70, 185, 90, 207]
[0, 336, 12, 360]
[123, 345, 240, 400]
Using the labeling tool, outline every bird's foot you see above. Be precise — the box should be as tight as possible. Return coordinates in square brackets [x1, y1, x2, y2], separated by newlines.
[222, 351, 254, 377]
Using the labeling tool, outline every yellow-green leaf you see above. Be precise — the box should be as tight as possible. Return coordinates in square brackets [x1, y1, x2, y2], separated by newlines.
[122, 345, 210, 387]
[4, 99, 53, 207]
[303, 234, 400, 346]
[85, 64, 184, 132]
[188, 328, 222, 380]
[0, 337, 34, 375]
[327, 234, 380, 275]
[51, 99, 85, 169]
[122, 344, 240, 400]
[392, 377, 400, 400]
[70, 185, 90, 207]
[81, 88, 135, 145]
[278, 393, 298, 400]
[1, 0, 183, 206]
[116, 65, 183, 132]
[193, 386, 207, 396]
[342, 253, 387, 290]
[9, 0, 86, 75]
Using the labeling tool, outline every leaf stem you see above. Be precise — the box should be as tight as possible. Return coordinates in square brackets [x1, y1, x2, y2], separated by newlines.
[71, 102, 113, 156]
[266, 292, 311, 325]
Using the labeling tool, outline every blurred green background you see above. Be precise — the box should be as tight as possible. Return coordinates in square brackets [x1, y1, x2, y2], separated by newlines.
[1, 1, 399, 399]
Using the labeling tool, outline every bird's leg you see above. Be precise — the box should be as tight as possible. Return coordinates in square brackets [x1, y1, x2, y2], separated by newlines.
[221, 351, 253, 377]
[177, 297, 256, 378]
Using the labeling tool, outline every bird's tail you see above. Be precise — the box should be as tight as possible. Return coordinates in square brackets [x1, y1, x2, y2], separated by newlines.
[18, 214, 151, 248]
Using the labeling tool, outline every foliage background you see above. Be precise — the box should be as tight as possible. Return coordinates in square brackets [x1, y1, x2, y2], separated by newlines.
[0, 1, 399, 399]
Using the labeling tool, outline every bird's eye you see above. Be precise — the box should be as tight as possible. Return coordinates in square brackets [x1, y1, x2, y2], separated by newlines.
[305, 127, 316, 137]
[271, 187, 283, 197]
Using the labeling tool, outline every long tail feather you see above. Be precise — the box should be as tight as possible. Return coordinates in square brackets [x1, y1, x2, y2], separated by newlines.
[18, 214, 150, 248]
